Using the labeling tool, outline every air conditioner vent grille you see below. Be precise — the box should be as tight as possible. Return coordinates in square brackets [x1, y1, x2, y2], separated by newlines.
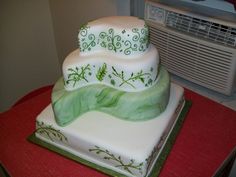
[148, 25, 236, 94]
[165, 11, 236, 48]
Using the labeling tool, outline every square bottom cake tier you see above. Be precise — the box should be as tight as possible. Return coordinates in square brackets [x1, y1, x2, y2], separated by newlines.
[31, 83, 187, 177]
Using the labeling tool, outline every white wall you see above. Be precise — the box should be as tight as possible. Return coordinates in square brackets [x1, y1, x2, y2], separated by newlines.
[49, 0, 130, 65]
[0, 0, 60, 112]
[0, 0, 130, 112]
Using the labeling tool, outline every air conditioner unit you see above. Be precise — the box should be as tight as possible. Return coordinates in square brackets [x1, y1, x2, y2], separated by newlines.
[145, 0, 236, 95]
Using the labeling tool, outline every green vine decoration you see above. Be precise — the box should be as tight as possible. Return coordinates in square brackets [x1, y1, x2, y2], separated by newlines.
[65, 63, 156, 89]
[99, 28, 122, 52]
[89, 146, 144, 175]
[96, 63, 107, 81]
[66, 64, 91, 87]
[124, 40, 138, 55]
[139, 24, 149, 51]
[132, 28, 140, 42]
[79, 24, 94, 51]
[35, 121, 68, 143]
[112, 66, 151, 88]
[81, 34, 96, 51]
[78, 25, 149, 55]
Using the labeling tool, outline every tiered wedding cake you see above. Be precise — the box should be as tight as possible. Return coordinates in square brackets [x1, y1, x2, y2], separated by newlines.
[33, 16, 186, 177]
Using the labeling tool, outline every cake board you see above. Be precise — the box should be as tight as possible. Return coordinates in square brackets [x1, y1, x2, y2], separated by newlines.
[28, 83, 191, 177]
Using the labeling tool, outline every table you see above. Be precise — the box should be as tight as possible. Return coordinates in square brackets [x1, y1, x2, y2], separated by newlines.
[0, 85, 236, 177]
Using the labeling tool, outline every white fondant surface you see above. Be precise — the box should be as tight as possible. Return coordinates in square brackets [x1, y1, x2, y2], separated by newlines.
[35, 83, 184, 177]
[78, 16, 149, 57]
[89, 16, 145, 30]
[63, 44, 159, 92]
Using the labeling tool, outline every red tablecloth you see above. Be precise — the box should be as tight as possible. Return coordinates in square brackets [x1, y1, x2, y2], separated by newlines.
[0, 86, 236, 177]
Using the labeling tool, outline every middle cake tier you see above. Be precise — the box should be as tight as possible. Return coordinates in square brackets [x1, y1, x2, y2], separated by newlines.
[63, 44, 159, 92]
[53, 66, 170, 126]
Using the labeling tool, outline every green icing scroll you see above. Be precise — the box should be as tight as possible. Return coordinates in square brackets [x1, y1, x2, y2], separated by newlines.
[78, 21, 149, 56]
[52, 66, 170, 126]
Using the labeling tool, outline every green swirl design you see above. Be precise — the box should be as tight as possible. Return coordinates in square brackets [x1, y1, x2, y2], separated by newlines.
[124, 40, 138, 55]
[132, 28, 140, 42]
[112, 34, 122, 52]
[99, 32, 107, 39]
[140, 27, 149, 51]
[142, 25, 148, 36]
[79, 24, 89, 37]
[79, 24, 149, 55]
[99, 28, 122, 52]
[108, 28, 114, 38]
[81, 34, 96, 51]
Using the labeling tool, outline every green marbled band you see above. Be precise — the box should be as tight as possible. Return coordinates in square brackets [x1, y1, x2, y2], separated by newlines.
[52, 66, 170, 127]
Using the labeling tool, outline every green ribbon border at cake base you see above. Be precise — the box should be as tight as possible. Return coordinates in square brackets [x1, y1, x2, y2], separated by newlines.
[28, 100, 191, 177]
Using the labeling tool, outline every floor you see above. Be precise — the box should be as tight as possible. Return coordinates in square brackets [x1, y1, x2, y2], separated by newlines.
[171, 74, 236, 111]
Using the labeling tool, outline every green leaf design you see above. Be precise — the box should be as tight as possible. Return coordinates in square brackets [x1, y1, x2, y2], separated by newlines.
[96, 63, 107, 81]
[110, 79, 115, 86]
[66, 64, 91, 87]
[89, 146, 144, 175]
[35, 121, 68, 143]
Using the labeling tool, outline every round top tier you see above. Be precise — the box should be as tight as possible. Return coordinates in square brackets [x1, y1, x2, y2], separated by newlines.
[78, 16, 149, 58]
[89, 16, 146, 29]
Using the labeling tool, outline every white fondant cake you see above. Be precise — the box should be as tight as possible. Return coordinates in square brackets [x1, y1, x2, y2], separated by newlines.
[32, 16, 186, 177]
[35, 83, 184, 177]
[63, 16, 156, 92]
